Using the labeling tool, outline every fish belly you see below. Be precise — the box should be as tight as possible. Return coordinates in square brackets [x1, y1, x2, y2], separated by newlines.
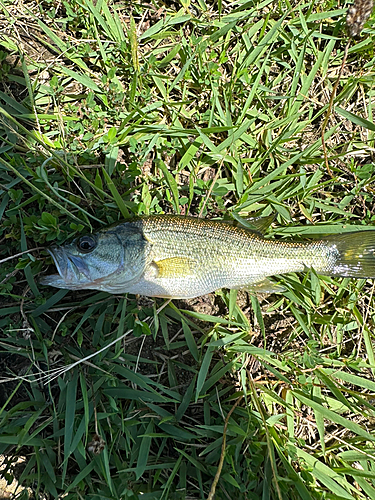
[121, 258, 267, 299]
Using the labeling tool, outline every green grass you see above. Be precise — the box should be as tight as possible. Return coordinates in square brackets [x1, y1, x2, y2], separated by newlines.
[1, 0, 375, 498]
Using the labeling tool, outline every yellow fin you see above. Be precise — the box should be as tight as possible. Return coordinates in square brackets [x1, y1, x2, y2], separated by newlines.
[154, 257, 195, 278]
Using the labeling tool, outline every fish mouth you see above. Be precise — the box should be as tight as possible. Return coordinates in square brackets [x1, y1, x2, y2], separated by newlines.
[40, 247, 92, 288]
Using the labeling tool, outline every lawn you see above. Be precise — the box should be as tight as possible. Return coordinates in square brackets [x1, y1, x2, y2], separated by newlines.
[1, 0, 375, 498]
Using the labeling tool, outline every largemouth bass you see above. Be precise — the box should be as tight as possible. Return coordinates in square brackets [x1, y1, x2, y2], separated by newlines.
[41, 215, 375, 299]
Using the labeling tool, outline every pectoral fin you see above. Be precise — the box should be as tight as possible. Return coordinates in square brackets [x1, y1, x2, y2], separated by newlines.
[234, 278, 285, 294]
[153, 257, 196, 278]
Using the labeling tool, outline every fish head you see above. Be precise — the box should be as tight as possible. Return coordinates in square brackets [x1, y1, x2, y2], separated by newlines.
[41, 224, 149, 292]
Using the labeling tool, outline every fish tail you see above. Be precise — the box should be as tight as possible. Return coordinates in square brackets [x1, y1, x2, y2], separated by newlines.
[324, 230, 375, 278]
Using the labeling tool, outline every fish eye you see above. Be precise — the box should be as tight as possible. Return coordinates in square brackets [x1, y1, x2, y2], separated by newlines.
[76, 235, 97, 253]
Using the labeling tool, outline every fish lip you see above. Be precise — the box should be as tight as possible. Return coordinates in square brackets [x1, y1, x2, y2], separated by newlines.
[46, 247, 92, 284]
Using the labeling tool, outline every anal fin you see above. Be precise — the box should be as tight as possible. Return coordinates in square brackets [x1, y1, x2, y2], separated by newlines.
[233, 278, 285, 294]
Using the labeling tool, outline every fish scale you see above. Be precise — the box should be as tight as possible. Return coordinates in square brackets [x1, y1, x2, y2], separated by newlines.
[41, 215, 375, 299]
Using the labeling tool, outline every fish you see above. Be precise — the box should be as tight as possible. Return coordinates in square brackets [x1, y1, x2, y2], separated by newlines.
[40, 215, 375, 299]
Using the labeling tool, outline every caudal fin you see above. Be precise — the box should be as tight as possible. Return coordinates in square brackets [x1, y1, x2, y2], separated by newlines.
[324, 231, 375, 278]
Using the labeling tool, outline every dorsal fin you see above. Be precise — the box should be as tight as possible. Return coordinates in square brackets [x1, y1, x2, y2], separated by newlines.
[224, 213, 275, 235]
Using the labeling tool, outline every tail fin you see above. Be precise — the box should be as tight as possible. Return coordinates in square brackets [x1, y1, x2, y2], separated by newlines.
[324, 230, 375, 278]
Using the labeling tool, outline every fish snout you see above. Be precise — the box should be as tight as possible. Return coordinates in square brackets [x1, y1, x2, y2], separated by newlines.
[47, 247, 91, 284]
